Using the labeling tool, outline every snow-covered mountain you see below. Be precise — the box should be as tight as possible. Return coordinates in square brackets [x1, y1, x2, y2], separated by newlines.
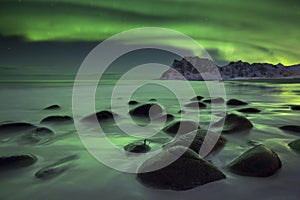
[160, 57, 299, 80]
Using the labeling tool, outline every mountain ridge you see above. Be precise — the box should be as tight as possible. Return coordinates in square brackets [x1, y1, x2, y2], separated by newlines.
[160, 57, 300, 80]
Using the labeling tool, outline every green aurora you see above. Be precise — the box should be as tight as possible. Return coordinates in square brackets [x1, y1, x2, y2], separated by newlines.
[0, 0, 299, 65]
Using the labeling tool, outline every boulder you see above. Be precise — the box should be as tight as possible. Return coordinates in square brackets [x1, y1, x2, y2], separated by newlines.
[190, 96, 204, 101]
[227, 99, 248, 106]
[35, 155, 78, 179]
[215, 113, 253, 133]
[237, 108, 261, 113]
[18, 127, 55, 145]
[43, 105, 60, 110]
[162, 121, 200, 136]
[129, 103, 164, 118]
[288, 139, 300, 153]
[279, 125, 300, 133]
[137, 146, 226, 190]
[82, 110, 116, 122]
[124, 140, 151, 153]
[290, 105, 300, 110]
[227, 145, 282, 177]
[0, 122, 36, 133]
[128, 100, 139, 105]
[163, 130, 226, 155]
[0, 154, 37, 170]
[203, 97, 225, 104]
[40, 115, 72, 124]
[185, 102, 207, 108]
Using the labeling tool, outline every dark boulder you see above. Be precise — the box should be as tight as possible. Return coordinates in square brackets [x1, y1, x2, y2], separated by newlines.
[0, 122, 36, 133]
[124, 140, 151, 153]
[190, 96, 204, 101]
[214, 113, 253, 133]
[35, 155, 78, 179]
[18, 127, 55, 145]
[137, 146, 226, 190]
[227, 145, 282, 177]
[82, 110, 117, 122]
[227, 99, 248, 106]
[162, 121, 200, 136]
[44, 105, 60, 110]
[185, 102, 207, 108]
[279, 125, 300, 133]
[203, 97, 225, 104]
[0, 154, 37, 170]
[128, 100, 139, 105]
[288, 139, 300, 153]
[40, 115, 72, 124]
[290, 105, 300, 110]
[238, 108, 261, 113]
[163, 130, 226, 156]
[129, 103, 164, 118]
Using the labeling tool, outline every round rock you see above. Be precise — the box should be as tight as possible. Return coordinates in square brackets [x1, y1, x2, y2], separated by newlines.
[162, 121, 200, 136]
[137, 146, 226, 190]
[227, 144, 282, 177]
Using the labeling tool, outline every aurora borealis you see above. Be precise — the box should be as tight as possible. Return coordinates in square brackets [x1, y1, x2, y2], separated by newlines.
[0, 0, 299, 72]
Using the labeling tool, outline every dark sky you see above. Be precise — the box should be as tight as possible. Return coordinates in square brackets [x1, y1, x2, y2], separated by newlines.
[0, 0, 299, 80]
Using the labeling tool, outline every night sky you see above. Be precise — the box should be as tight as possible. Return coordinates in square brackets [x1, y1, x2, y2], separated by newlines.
[0, 0, 299, 80]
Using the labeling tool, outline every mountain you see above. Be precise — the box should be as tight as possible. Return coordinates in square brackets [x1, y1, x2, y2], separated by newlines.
[160, 57, 300, 80]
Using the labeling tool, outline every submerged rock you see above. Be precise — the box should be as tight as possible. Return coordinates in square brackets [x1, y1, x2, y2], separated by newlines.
[137, 146, 226, 190]
[190, 96, 204, 101]
[163, 130, 226, 155]
[40, 115, 73, 124]
[279, 125, 300, 133]
[237, 108, 261, 113]
[129, 103, 164, 118]
[227, 99, 248, 106]
[203, 97, 225, 104]
[149, 98, 157, 102]
[290, 105, 300, 110]
[128, 100, 139, 105]
[0, 122, 36, 133]
[215, 113, 253, 133]
[124, 140, 151, 153]
[288, 139, 300, 153]
[185, 102, 207, 108]
[35, 155, 78, 179]
[82, 110, 117, 122]
[162, 121, 200, 136]
[227, 144, 282, 177]
[43, 105, 61, 110]
[18, 127, 55, 145]
[0, 154, 37, 170]
[154, 114, 174, 122]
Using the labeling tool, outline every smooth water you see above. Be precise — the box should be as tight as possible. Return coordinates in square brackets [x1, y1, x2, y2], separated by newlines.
[0, 80, 300, 200]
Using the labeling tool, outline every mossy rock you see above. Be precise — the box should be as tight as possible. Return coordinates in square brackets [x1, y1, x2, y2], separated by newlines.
[124, 141, 151, 153]
[0, 154, 37, 170]
[162, 121, 200, 136]
[82, 110, 117, 122]
[215, 113, 253, 133]
[185, 102, 207, 108]
[227, 144, 282, 177]
[137, 146, 226, 190]
[227, 99, 248, 106]
[129, 103, 164, 118]
[163, 130, 226, 156]
[40, 115, 73, 124]
[238, 108, 261, 113]
[288, 139, 300, 153]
